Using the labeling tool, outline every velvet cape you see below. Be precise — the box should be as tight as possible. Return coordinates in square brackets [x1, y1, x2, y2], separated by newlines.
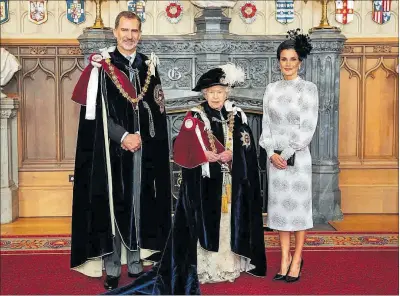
[70, 48, 171, 271]
[104, 101, 267, 294]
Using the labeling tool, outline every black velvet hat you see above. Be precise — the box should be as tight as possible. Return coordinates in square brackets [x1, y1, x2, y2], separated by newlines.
[192, 64, 245, 92]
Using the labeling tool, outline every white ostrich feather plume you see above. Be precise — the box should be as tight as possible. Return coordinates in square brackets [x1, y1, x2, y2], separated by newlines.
[218, 63, 245, 86]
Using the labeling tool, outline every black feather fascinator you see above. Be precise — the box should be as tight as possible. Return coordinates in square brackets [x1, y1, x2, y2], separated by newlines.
[286, 28, 312, 60]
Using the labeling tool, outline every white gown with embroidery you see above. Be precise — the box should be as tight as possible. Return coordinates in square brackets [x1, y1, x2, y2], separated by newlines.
[197, 204, 243, 284]
[259, 77, 319, 231]
[195, 106, 253, 284]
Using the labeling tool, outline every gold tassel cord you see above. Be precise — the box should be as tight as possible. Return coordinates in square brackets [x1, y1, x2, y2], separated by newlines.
[226, 183, 232, 203]
[195, 105, 234, 214]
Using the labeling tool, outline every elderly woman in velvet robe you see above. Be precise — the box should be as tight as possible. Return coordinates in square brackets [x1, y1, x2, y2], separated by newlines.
[104, 64, 266, 295]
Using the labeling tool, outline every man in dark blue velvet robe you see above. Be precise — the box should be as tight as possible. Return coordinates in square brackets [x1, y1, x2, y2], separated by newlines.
[69, 11, 171, 291]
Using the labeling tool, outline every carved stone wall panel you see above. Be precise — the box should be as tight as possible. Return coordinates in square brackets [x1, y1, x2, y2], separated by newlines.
[270, 58, 282, 83]
[138, 41, 195, 55]
[232, 58, 269, 89]
[158, 58, 193, 89]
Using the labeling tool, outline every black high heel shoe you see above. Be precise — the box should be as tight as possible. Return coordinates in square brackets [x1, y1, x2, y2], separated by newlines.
[285, 259, 303, 283]
[273, 257, 293, 281]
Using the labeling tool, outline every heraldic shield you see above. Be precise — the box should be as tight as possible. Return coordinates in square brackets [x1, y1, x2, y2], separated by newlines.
[372, 0, 392, 24]
[28, 0, 48, 25]
[66, 0, 86, 25]
[0, 0, 10, 24]
[128, 0, 146, 22]
[335, 0, 354, 24]
[276, 0, 294, 24]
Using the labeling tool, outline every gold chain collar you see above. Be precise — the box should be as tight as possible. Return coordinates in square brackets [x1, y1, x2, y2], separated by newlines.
[196, 105, 235, 153]
[105, 58, 152, 104]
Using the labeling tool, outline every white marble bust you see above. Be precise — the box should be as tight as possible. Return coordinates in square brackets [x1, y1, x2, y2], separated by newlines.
[1, 48, 21, 99]
[190, 0, 237, 8]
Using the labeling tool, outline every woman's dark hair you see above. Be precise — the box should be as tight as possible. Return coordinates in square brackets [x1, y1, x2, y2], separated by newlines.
[277, 28, 312, 61]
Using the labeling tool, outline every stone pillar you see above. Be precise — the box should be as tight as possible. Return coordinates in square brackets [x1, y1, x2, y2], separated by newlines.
[194, 8, 230, 34]
[77, 28, 116, 65]
[307, 28, 346, 223]
[1, 98, 19, 224]
[194, 8, 231, 77]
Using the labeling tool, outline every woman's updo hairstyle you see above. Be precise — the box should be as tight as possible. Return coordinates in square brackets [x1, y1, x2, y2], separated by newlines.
[277, 28, 313, 61]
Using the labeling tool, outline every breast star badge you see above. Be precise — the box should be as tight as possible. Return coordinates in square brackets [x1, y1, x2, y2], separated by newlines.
[240, 131, 251, 148]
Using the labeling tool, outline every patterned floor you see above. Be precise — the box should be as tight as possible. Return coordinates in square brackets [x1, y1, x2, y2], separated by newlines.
[1, 232, 397, 254]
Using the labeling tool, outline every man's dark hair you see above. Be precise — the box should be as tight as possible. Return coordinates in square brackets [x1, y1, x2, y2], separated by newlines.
[115, 11, 142, 31]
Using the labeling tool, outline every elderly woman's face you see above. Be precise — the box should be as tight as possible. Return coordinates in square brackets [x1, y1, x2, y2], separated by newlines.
[203, 85, 228, 110]
[279, 48, 301, 79]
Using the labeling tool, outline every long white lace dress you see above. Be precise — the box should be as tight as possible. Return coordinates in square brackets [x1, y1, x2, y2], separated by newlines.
[196, 111, 254, 284]
[259, 77, 319, 231]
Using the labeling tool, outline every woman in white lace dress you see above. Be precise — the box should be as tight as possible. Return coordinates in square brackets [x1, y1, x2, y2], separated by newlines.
[259, 29, 318, 283]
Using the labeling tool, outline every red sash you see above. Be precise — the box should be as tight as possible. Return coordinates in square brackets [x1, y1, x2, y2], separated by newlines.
[173, 113, 225, 169]
[71, 53, 137, 106]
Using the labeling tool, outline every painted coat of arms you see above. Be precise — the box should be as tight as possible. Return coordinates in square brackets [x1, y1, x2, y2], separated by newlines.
[240, 1, 257, 24]
[128, 0, 146, 23]
[0, 0, 9, 25]
[66, 0, 85, 25]
[372, 0, 391, 24]
[335, 0, 354, 24]
[28, 0, 48, 25]
[276, 0, 294, 24]
[165, 1, 183, 24]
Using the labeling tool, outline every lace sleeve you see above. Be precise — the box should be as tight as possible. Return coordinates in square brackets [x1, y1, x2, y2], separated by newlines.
[259, 84, 275, 158]
[280, 82, 319, 160]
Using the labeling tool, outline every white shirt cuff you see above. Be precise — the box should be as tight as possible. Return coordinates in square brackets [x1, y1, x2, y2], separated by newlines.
[120, 132, 129, 143]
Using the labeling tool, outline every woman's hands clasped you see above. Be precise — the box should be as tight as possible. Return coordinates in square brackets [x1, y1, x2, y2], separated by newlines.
[270, 153, 287, 169]
[204, 150, 233, 163]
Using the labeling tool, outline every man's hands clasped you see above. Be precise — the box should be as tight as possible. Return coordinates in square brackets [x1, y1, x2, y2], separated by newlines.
[121, 134, 141, 153]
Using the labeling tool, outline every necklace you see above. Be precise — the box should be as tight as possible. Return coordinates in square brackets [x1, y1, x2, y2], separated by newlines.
[105, 58, 152, 105]
[196, 105, 234, 153]
[211, 117, 230, 123]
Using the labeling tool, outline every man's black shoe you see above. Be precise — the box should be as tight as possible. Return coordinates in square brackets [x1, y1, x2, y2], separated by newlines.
[104, 275, 120, 290]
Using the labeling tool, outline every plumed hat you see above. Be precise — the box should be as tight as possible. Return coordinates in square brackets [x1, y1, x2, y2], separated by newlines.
[192, 63, 245, 92]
